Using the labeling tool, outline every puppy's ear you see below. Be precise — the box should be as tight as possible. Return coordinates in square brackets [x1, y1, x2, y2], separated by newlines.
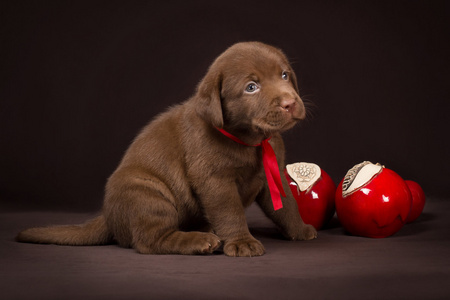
[195, 69, 224, 128]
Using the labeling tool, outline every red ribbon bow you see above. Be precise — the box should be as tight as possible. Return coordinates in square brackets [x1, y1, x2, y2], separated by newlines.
[216, 128, 286, 210]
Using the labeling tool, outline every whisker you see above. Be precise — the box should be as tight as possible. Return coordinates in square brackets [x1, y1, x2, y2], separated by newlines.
[299, 94, 318, 124]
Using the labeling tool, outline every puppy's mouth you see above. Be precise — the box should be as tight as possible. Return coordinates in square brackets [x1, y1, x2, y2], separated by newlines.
[255, 99, 305, 132]
[264, 111, 286, 127]
[254, 110, 300, 134]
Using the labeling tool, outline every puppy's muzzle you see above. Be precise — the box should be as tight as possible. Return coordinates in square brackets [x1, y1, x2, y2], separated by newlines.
[280, 98, 305, 120]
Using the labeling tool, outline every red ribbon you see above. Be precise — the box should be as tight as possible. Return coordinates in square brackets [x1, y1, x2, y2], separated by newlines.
[216, 128, 285, 210]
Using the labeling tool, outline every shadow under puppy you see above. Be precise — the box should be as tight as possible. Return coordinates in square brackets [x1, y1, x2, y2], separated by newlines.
[17, 42, 317, 257]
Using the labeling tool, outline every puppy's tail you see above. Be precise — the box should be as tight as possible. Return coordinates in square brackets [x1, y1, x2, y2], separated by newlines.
[16, 215, 113, 246]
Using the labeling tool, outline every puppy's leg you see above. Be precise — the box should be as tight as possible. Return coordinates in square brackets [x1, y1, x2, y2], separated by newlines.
[256, 175, 317, 241]
[197, 179, 265, 257]
[107, 184, 221, 255]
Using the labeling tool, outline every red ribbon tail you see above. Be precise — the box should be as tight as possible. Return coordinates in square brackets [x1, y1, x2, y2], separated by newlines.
[261, 140, 286, 210]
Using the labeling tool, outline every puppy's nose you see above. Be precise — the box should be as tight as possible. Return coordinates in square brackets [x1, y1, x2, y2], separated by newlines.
[280, 98, 296, 112]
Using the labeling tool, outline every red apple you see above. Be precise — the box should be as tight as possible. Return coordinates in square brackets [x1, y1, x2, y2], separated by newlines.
[285, 162, 336, 230]
[335, 161, 412, 238]
[405, 180, 426, 223]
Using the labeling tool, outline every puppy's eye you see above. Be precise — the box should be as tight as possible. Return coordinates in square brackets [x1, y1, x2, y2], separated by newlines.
[282, 71, 289, 81]
[245, 82, 259, 93]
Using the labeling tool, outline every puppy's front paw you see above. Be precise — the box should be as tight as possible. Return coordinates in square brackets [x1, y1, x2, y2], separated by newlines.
[290, 224, 318, 241]
[224, 237, 265, 257]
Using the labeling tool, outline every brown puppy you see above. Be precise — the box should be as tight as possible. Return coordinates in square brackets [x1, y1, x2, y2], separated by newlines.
[17, 42, 317, 256]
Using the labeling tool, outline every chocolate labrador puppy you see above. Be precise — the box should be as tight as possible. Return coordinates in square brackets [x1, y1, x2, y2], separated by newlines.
[17, 42, 317, 256]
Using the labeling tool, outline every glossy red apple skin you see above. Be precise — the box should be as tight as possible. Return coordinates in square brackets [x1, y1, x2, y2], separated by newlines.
[335, 168, 412, 238]
[405, 180, 426, 223]
[285, 169, 336, 230]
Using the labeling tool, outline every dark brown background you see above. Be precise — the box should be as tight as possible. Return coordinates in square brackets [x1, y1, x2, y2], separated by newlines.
[1, 0, 449, 211]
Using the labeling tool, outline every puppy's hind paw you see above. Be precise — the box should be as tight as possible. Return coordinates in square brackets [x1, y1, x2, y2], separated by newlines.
[195, 233, 222, 254]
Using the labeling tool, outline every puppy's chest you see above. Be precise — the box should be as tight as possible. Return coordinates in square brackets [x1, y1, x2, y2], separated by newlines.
[234, 163, 263, 180]
[234, 164, 265, 204]
[231, 147, 265, 181]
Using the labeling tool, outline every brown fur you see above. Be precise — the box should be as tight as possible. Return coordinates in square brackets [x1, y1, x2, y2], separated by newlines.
[16, 42, 317, 256]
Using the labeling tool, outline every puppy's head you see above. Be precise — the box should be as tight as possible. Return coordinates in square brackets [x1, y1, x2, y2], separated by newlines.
[196, 42, 305, 137]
